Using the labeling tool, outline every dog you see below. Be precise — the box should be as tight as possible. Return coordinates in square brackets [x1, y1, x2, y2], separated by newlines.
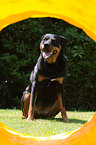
[21, 34, 69, 122]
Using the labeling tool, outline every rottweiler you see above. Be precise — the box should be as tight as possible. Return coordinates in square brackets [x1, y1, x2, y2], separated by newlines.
[21, 34, 69, 122]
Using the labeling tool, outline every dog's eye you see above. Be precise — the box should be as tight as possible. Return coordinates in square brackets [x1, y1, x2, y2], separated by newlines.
[52, 38, 55, 40]
[44, 36, 49, 40]
[51, 38, 56, 41]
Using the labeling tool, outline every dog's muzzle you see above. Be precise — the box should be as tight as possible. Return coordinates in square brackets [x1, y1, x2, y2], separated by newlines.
[40, 44, 57, 59]
[41, 50, 57, 59]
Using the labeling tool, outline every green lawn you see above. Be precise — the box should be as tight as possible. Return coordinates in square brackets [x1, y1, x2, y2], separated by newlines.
[0, 109, 95, 137]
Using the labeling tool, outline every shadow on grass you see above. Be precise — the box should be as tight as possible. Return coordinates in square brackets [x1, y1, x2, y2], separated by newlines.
[41, 117, 87, 124]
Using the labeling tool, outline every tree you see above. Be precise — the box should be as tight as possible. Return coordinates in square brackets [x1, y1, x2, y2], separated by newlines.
[0, 18, 96, 110]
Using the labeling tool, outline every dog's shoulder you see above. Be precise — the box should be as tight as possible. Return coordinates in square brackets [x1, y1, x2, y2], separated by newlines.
[29, 54, 44, 82]
[56, 53, 68, 77]
[62, 54, 68, 65]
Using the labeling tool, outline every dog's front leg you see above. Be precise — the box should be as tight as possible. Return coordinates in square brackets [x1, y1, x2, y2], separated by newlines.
[57, 83, 70, 122]
[27, 82, 38, 121]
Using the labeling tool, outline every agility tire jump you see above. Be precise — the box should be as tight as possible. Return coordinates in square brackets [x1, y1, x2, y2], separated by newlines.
[0, 0, 96, 144]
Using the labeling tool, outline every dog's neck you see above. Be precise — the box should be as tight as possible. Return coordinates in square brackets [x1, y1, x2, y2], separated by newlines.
[37, 51, 67, 79]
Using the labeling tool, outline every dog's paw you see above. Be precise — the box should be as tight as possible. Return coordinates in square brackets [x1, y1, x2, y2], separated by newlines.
[63, 117, 70, 122]
[27, 117, 34, 121]
[21, 116, 26, 119]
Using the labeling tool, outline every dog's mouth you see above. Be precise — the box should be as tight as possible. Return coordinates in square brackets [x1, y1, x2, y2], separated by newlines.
[42, 50, 57, 59]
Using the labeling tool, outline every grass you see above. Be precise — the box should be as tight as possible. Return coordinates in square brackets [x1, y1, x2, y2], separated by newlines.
[0, 109, 95, 137]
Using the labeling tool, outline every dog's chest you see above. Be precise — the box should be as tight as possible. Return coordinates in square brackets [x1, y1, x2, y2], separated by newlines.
[36, 80, 60, 105]
[36, 54, 67, 79]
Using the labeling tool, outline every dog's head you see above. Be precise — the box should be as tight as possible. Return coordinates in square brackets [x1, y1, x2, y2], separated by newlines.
[40, 34, 66, 63]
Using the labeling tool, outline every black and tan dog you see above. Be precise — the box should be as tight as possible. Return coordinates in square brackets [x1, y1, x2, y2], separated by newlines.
[21, 34, 69, 122]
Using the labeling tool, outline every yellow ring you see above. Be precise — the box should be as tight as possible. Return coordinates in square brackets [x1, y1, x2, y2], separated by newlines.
[0, 0, 96, 144]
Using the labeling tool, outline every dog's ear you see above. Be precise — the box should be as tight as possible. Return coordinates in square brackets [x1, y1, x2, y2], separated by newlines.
[59, 35, 67, 48]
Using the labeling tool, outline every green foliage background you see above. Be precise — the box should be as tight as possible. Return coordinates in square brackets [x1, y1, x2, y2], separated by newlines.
[0, 18, 96, 110]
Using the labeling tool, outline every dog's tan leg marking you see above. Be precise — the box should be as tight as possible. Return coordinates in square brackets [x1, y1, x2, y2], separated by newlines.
[21, 92, 30, 119]
[57, 92, 70, 122]
[56, 77, 70, 122]
[27, 92, 38, 121]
